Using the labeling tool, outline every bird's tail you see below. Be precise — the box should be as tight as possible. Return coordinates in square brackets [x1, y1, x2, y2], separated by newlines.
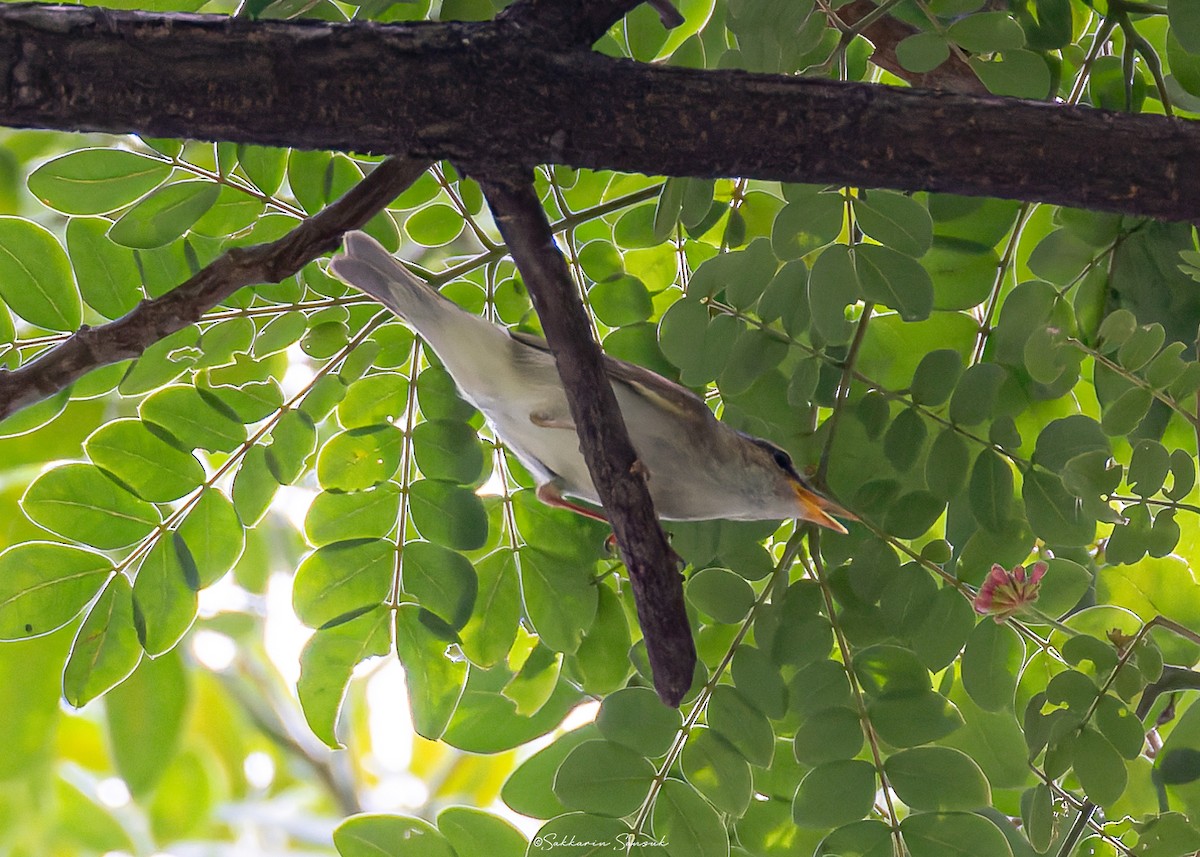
[328, 231, 453, 334]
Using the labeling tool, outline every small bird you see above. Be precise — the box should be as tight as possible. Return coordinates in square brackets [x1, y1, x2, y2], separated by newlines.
[330, 231, 855, 532]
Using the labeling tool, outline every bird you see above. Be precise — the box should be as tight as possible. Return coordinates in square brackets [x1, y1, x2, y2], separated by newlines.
[329, 231, 855, 533]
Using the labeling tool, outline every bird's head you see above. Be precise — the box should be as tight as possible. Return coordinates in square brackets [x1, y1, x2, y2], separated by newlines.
[739, 435, 857, 533]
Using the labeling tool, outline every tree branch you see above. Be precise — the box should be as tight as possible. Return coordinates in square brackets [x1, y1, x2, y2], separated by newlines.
[480, 173, 696, 707]
[0, 5, 1197, 219]
[0, 156, 429, 422]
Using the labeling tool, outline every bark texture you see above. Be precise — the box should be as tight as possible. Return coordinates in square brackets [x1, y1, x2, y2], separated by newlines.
[483, 174, 696, 706]
[0, 4, 1197, 219]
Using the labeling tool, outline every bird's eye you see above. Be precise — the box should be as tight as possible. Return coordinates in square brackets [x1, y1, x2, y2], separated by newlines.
[772, 449, 793, 471]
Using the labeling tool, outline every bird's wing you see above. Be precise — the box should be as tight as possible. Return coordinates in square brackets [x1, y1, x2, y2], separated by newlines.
[507, 329, 712, 424]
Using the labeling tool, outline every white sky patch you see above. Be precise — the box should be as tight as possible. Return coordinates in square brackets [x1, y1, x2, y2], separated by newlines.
[243, 751, 276, 790]
[281, 344, 317, 399]
[96, 777, 131, 809]
[191, 629, 237, 671]
[263, 572, 312, 688]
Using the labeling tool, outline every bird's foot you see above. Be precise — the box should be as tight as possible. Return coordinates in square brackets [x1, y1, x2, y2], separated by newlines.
[529, 410, 575, 430]
[535, 483, 609, 522]
[630, 458, 650, 481]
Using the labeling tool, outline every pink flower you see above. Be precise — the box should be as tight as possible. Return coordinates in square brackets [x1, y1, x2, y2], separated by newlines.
[973, 561, 1047, 622]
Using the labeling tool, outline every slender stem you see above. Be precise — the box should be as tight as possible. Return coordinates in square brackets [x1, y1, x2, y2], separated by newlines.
[805, 538, 905, 855]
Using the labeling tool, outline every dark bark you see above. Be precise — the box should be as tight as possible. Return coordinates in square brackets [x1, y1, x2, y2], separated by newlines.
[0, 156, 430, 422]
[482, 174, 696, 707]
[0, 5, 1198, 219]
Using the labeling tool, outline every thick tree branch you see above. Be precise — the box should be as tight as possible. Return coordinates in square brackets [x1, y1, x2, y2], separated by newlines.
[0, 156, 429, 422]
[481, 173, 696, 707]
[0, 5, 1197, 219]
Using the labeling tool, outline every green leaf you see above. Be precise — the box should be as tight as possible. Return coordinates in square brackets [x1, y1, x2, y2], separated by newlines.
[86, 418, 204, 503]
[232, 445, 277, 526]
[868, 691, 964, 747]
[28, 148, 171, 215]
[1074, 726, 1127, 806]
[412, 420, 486, 485]
[926, 429, 971, 501]
[334, 813, 457, 857]
[237, 144, 287, 195]
[1032, 415, 1109, 471]
[681, 728, 752, 815]
[1022, 469, 1096, 547]
[707, 685, 775, 767]
[854, 243, 934, 322]
[264, 409, 317, 486]
[298, 606, 391, 748]
[854, 645, 931, 698]
[108, 181, 220, 249]
[910, 349, 964, 406]
[809, 244, 860, 345]
[501, 725, 599, 819]
[884, 407, 927, 471]
[793, 759, 876, 828]
[570, 583, 633, 696]
[653, 778, 729, 857]
[687, 567, 754, 623]
[911, 586, 978, 671]
[22, 462, 160, 550]
[1129, 440, 1170, 497]
[885, 747, 991, 811]
[0, 217, 81, 331]
[972, 51, 1051, 99]
[596, 686, 681, 758]
[394, 604, 468, 740]
[948, 12, 1026, 52]
[554, 740, 655, 817]
[406, 204, 465, 247]
[437, 807, 526, 857]
[0, 542, 111, 640]
[1101, 387, 1153, 436]
[897, 32, 950, 73]
[63, 575, 141, 707]
[590, 275, 653, 327]
[854, 192, 933, 257]
[1171, 0, 1200, 53]
[293, 539, 394, 629]
[178, 490, 244, 588]
[459, 549, 521, 668]
[771, 191, 844, 260]
[900, 812, 1013, 857]
[793, 706, 863, 765]
[732, 645, 787, 719]
[66, 217, 142, 318]
[105, 650, 188, 797]
[518, 547, 598, 654]
[961, 619, 1024, 712]
[403, 541, 477, 629]
[948, 363, 1007, 426]
[132, 534, 198, 656]
[658, 297, 740, 384]
[408, 480, 489, 550]
[759, 259, 811, 336]
[140, 385, 246, 453]
[305, 484, 401, 546]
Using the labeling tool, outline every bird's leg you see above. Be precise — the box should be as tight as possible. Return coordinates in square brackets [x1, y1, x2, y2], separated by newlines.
[535, 482, 609, 522]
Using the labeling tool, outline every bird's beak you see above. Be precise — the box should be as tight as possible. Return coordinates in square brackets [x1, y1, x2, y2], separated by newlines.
[793, 482, 857, 535]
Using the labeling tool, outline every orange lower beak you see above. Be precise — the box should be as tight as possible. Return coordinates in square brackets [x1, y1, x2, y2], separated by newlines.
[794, 483, 857, 534]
